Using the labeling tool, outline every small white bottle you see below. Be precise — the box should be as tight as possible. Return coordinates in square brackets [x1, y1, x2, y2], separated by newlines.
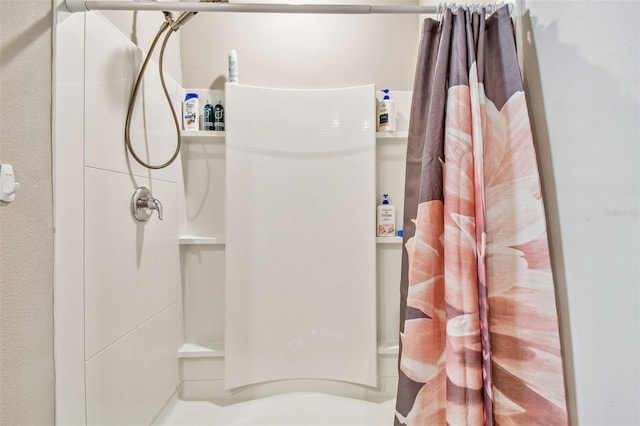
[183, 93, 199, 131]
[228, 49, 238, 84]
[377, 194, 396, 237]
[377, 89, 396, 132]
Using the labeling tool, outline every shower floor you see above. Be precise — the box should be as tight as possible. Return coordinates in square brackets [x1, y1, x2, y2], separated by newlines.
[154, 392, 396, 426]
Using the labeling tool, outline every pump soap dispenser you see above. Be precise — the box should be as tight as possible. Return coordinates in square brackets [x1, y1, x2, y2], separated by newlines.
[377, 194, 396, 237]
[377, 89, 396, 132]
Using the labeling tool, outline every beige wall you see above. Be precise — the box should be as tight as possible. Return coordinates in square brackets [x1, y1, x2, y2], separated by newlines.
[180, 1, 419, 90]
[0, 0, 55, 424]
[521, 1, 640, 424]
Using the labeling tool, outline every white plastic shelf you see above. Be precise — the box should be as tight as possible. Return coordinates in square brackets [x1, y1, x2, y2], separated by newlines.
[180, 236, 398, 245]
[179, 236, 225, 245]
[376, 236, 403, 244]
[180, 131, 405, 142]
[375, 131, 408, 139]
[377, 341, 400, 356]
[177, 342, 398, 359]
[178, 342, 225, 359]
[181, 131, 225, 140]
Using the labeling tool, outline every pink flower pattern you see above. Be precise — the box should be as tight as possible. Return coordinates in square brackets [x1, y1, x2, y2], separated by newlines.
[397, 65, 568, 425]
[479, 82, 568, 424]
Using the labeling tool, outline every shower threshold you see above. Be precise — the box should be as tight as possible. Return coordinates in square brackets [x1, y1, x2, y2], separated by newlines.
[153, 392, 395, 426]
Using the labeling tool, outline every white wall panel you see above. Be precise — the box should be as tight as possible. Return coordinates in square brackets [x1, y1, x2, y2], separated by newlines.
[99, 9, 183, 83]
[84, 12, 180, 183]
[224, 84, 377, 389]
[54, 6, 184, 425]
[86, 305, 178, 426]
[181, 246, 226, 345]
[376, 245, 402, 346]
[180, 134, 226, 238]
[84, 167, 178, 358]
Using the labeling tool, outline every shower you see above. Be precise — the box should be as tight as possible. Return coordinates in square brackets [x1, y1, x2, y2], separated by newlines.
[51, 1, 572, 425]
[54, 2, 421, 424]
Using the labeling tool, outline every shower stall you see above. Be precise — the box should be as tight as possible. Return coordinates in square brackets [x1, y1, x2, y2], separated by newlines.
[54, 3, 418, 424]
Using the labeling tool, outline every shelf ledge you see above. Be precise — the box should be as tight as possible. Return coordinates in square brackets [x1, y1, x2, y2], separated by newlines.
[375, 131, 408, 139]
[180, 131, 406, 141]
[377, 342, 400, 356]
[178, 342, 225, 358]
[180, 236, 399, 245]
[181, 131, 225, 140]
[179, 236, 226, 245]
[178, 342, 399, 359]
[376, 236, 402, 244]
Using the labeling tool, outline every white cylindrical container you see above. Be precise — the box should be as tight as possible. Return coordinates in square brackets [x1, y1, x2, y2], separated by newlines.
[377, 89, 396, 132]
[377, 194, 396, 236]
[183, 93, 199, 131]
[228, 50, 238, 83]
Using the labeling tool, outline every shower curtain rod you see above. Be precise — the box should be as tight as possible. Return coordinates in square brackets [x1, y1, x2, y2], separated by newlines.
[63, 0, 513, 14]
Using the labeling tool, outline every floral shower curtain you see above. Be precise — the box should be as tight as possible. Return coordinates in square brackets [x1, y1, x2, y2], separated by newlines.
[395, 6, 568, 425]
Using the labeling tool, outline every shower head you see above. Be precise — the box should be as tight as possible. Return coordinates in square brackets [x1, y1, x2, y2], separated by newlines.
[172, 0, 219, 31]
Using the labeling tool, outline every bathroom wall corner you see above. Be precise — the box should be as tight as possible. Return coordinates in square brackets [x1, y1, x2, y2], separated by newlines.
[54, 8, 87, 426]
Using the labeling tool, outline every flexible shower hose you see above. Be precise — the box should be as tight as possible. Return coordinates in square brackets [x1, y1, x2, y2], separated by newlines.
[124, 19, 181, 170]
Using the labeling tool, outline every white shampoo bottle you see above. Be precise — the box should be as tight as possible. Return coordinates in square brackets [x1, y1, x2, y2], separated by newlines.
[377, 194, 396, 237]
[377, 89, 396, 132]
[228, 49, 238, 83]
[183, 92, 199, 131]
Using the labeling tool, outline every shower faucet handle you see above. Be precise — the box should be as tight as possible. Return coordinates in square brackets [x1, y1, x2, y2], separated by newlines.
[146, 196, 163, 220]
[131, 186, 163, 222]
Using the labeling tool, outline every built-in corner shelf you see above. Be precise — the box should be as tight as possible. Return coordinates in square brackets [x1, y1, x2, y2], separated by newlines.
[181, 131, 225, 141]
[178, 342, 225, 358]
[180, 131, 406, 142]
[377, 341, 400, 356]
[376, 236, 402, 244]
[375, 131, 408, 139]
[180, 236, 399, 246]
[179, 236, 225, 245]
[177, 341, 399, 360]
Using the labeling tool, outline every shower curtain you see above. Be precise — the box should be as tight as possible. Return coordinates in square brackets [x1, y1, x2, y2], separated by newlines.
[395, 6, 568, 425]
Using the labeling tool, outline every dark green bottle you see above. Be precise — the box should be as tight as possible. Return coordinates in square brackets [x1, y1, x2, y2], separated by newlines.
[213, 99, 224, 132]
[203, 99, 214, 131]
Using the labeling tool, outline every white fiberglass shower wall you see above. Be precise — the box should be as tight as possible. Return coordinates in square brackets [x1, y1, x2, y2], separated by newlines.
[54, 3, 419, 423]
[55, 11, 183, 425]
